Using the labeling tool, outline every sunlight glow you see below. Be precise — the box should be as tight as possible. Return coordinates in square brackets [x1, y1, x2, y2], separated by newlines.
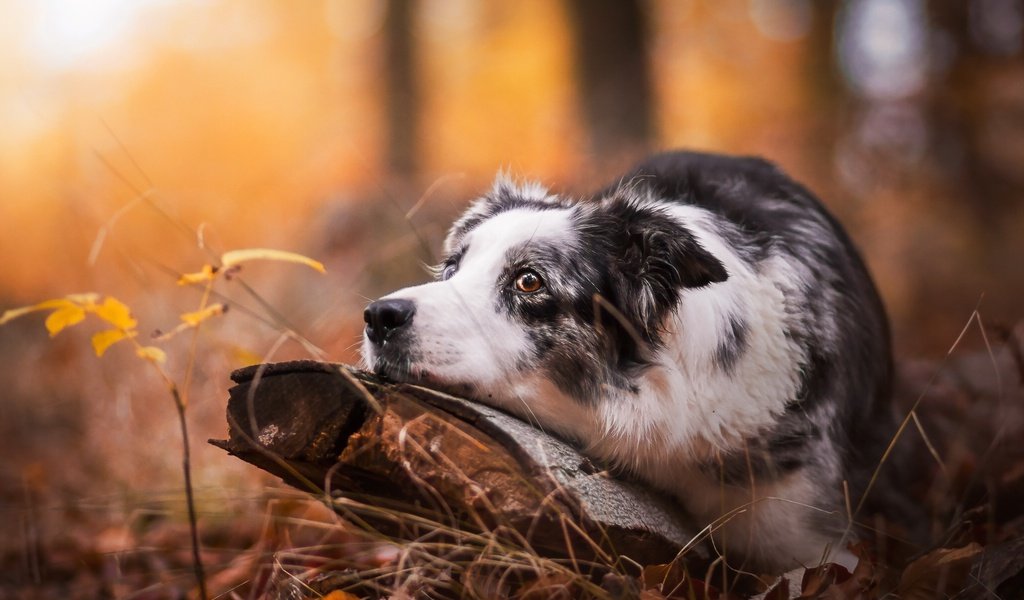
[24, 0, 171, 70]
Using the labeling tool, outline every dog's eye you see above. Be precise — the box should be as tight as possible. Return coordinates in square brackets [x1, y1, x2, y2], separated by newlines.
[440, 258, 460, 280]
[513, 269, 544, 294]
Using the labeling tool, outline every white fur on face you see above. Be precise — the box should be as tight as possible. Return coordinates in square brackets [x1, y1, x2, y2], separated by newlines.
[363, 207, 587, 432]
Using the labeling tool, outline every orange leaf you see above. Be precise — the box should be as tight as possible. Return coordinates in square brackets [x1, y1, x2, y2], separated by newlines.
[322, 591, 360, 600]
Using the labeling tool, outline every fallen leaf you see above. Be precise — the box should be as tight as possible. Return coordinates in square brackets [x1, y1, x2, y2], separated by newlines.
[897, 543, 982, 600]
[641, 561, 727, 599]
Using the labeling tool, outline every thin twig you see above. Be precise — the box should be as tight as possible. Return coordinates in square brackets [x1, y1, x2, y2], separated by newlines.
[170, 384, 208, 599]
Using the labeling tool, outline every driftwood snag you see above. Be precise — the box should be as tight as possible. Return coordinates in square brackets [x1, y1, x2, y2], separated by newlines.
[211, 360, 707, 567]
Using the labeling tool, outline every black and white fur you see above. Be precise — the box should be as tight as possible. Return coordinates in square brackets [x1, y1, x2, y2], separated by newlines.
[362, 151, 893, 573]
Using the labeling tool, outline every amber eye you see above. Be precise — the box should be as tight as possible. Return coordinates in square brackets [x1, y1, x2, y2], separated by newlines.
[513, 269, 544, 293]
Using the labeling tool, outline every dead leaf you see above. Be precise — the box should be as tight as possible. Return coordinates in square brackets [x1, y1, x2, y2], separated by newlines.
[799, 563, 852, 598]
[793, 544, 882, 600]
[641, 561, 726, 599]
[897, 543, 982, 600]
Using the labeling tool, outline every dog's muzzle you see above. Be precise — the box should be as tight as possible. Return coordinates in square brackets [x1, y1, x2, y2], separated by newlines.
[364, 298, 416, 346]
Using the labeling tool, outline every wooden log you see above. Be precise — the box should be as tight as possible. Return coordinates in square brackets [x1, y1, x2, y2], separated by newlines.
[210, 360, 708, 568]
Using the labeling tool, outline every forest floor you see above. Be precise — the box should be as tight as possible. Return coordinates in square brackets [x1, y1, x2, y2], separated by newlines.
[2, 322, 1023, 599]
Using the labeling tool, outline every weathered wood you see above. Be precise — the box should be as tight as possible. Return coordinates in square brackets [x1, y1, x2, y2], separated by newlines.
[211, 360, 708, 567]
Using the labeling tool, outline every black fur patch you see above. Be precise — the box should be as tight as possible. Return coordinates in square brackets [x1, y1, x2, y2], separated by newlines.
[714, 314, 749, 373]
[574, 199, 728, 343]
[701, 418, 821, 485]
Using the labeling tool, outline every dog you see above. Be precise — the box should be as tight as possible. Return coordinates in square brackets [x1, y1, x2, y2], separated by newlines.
[361, 151, 895, 573]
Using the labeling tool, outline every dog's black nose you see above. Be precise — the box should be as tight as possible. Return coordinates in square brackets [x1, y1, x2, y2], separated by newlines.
[364, 298, 416, 346]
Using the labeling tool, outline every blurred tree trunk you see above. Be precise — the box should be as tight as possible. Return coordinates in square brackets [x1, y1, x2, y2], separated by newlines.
[804, 1, 844, 197]
[929, 0, 1024, 227]
[384, 0, 419, 178]
[565, 0, 654, 169]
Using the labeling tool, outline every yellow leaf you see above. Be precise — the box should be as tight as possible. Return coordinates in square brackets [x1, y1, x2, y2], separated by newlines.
[177, 264, 217, 285]
[92, 297, 137, 331]
[180, 303, 225, 327]
[1, 299, 75, 326]
[136, 346, 167, 364]
[91, 329, 135, 356]
[221, 248, 325, 274]
[45, 305, 86, 337]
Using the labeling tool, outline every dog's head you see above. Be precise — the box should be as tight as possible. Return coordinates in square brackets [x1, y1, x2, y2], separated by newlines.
[361, 176, 727, 434]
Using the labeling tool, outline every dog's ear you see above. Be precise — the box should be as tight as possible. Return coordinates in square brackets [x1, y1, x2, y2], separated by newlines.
[605, 200, 728, 334]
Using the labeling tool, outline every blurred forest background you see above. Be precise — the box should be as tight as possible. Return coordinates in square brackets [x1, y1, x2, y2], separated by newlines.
[1, 0, 1022, 594]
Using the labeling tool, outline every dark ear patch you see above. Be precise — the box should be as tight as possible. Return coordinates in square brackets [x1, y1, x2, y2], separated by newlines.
[620, 224, 727, 289]
[604, 200, 728, 337]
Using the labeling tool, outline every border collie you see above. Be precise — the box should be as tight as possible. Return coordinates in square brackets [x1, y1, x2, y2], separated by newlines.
[362, 151, 893, 573]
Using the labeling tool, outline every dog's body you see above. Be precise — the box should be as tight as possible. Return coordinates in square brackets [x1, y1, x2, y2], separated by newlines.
[362, 151, 894, 572]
